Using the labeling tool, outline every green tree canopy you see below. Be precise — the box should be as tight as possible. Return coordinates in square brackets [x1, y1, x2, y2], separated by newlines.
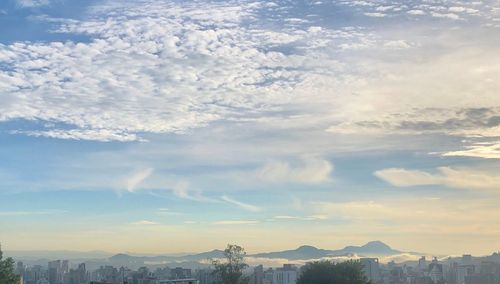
[211, 244, 249, 284]
[0, 244, 21, 284]
[297, 260, 369, 284]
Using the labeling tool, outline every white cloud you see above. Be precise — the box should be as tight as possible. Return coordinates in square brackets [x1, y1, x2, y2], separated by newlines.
[375, 167, 500, 190]
[374, 168, 442, 187]
[131, 220, 158, 225]
[16, 0, 50, 7]
[273, 215, 299, 220]
[431, 12, 461, 20]
[449, 6, 479, 14]
[257, 157, 333, 184]
[307, 215, 329, 220]
[0, 0, 496, 156]
[213, 220, 259, 225]
[6, 0, 495, 144]
[221, 195, 262, 212]
[2, 0, 374, 142]
[443, 141, 500, 159]
[384, 40, 412, 49]
[126, 168, 154, 192]
[170, 181, 214, 202]
[376, 6, 395, 12]
[314, 198, 500, 227]
[15, 129, 143, 142]
[273, 215, 327, 221]
[364, 12, 387, 17]
[0, 210, 65, 216]
[407, 10, 426, 15]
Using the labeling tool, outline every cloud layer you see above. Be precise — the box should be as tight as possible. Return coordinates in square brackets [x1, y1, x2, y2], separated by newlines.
[1, 0, 498, 149]
[375, 167, 500, 190]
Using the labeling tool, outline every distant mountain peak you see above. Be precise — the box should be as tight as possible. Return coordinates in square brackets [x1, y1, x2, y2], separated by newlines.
[362, 241, 392, 249]
[296, 245, 319, 251]
[111, 253, 130, 258]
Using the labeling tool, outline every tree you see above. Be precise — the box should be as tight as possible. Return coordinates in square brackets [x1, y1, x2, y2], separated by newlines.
[211, 244, 249, 284]
[0, 244, 21, 284]
[297, 260, 369, 284]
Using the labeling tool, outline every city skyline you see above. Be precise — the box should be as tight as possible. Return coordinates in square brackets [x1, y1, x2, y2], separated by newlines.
[3, 241, 500, 262]
[1, 0, 500, 256]
[8, 245, 500, 284]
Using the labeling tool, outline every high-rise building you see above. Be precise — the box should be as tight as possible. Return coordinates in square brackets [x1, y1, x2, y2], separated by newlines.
[360, 258, 381, 284]
[271, 264, 297, 284]
[428, 262, 444, 284]
[48, 260, 63, 284]
[24, 265, 45, 284]
[389, 266, 405, 284]
[252, 265, 264, 284]
[418, 257, 427, 272]
[61, 261, 69, 276]
[195, 268, 216, 284]
[92, 266, 119, 283]
[171, 267, 192, 280]
[457, 265, 475, 284]
[462, 255, 473, 265]
[263, 268, 274, 284]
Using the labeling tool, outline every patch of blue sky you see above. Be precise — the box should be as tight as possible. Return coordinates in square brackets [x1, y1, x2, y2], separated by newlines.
[0, 0, 99, 44]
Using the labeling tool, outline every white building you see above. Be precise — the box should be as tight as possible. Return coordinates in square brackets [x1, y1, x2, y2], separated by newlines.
[272, 270, 297, 284]
[456, 265, 475, 284]
[263, 265, 298, 284]
[360, 258, 381, 284]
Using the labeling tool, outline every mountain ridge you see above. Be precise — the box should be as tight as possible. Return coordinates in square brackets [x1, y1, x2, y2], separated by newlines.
[251, 240, 402, 260]
[7, 241, 406, 262]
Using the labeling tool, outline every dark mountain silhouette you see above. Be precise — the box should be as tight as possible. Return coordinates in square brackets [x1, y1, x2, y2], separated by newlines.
[330, 241, 401, 256]
[9, 241, 414, 269]
[179, 249, 225, 261]
[251, 245, 333, 260]
[250, 241, 401, 260]
[107, 249, 225, 267]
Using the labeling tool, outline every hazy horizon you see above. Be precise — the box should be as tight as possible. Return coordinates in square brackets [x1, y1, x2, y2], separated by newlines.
[1, 0, 500, 257]
[3, 241, 499, 259]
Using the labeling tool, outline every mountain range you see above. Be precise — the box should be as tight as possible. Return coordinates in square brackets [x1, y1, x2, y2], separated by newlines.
[7, 241, 409, 267]
[7, 241, 500, 271]
[251, 241, 401, 260]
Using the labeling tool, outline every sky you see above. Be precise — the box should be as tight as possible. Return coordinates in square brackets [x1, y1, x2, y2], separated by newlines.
[0, 0, 500, 256]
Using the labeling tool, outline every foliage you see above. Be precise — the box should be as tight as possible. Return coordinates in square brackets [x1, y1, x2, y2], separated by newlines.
[211, 244, 249, 284]
[0, 244, 21, 284]
[297, 260, 369, 284]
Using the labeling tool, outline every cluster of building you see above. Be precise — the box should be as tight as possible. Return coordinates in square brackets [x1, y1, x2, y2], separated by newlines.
[248, 256, 500, 284]
[251, 264, 298, 284]
[14, 254, 500, 284]
[354, 255, 500, 284]
[16, 262, 199, 284]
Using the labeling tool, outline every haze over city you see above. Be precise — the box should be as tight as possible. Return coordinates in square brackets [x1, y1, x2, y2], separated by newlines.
[1, 0, 500, 260]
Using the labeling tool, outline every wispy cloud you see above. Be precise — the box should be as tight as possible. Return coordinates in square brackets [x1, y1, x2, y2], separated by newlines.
[126, 168, 154, 192]
[375, 167, 500, 190]
[443, 141, 500, 159]
[273, 215, 327, 221]
[213, 220, 259, 225]
[221, 195, 262, 212]
[171, 181, 214, 202]
[131, 220, 158, 225]
[256, 157, 333, 184]
[156, 208, 183, 216]
[16, 0, 50, 8]
[0, 210, 66, 216]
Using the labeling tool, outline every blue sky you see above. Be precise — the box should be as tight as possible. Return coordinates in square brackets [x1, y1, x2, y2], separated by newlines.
[1, 0, 500, 256]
